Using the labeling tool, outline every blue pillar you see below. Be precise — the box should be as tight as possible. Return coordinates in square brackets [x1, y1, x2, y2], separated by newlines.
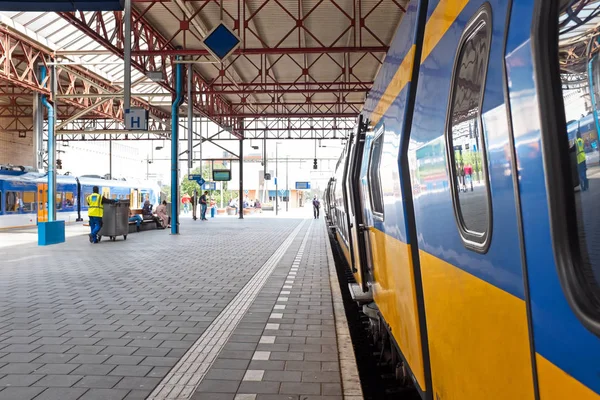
[171, 57, 184, 234]
[38, 64, 65, 246]
[588, 56, 600, 142]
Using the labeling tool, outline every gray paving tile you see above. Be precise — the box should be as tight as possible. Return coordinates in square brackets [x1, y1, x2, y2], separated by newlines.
[0, 386, 45, 400]
[114, 376, 160, 390]
[35, 364, 80, 375]
[0, 374, 44, 387]
[71, 364, 116, 376]
[0, 363, 43, 374]
[32, 387, 88, 400]
[109, 365, 152, 377]
[32, 374, 83, 387]
[238, 381, 281, 394]
[78, 388, 130, 400]
[74, 375, 123, 389]
[196, 379, 241, 393]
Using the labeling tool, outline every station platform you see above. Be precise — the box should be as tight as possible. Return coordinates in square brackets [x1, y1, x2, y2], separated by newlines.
[0, 216, 361, 400]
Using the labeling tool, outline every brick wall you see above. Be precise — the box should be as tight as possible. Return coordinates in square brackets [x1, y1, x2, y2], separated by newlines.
[0, 117, 34, 167]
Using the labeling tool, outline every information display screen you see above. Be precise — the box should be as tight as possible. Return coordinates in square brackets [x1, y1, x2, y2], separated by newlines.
[213, 170, 231, 181]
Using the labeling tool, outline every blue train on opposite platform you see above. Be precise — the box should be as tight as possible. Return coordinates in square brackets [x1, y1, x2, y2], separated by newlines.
[325, 0, 600, 399]
[0, 165, 161, 229]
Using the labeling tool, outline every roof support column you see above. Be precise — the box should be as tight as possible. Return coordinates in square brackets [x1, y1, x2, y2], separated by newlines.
[124, 0, 131, 112]
[238, 131, 244, 220]
[171, 58, 184, 235]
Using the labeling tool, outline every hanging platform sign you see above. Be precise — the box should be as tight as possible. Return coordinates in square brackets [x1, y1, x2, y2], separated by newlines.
[125, 108, 148, 131]
[203, 182, 217, 190]
[295, 182, 311, 190]
[202, 23, 240, 62]
[188, 174, 205, 186]
[6, 0, 123, 11]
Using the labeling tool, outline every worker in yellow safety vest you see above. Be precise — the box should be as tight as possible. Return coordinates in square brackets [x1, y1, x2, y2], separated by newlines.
[86, 186, 114, 243]
[576, 134, 588, 192]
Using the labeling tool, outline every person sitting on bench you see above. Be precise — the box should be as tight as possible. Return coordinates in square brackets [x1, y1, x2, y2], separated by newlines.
[129, 209, 143, 232]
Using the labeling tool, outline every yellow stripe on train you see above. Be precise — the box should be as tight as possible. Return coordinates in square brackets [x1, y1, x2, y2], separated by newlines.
[536, 354, 599, 400]
[369, 228, 426, 391]
[419, 249, 535, 400]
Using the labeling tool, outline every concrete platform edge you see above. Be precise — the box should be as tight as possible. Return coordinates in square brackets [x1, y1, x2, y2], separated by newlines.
[323, 222, 364, 400]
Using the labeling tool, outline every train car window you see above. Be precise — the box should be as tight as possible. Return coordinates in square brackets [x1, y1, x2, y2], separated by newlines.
[0, 191, 2, 215]
[541, 0, 600, 333]
[5, 191, 22, 213]
[56, 193, 63, 210]
[65, 192, 74, 208]
[446, 7, 492, 251]
[82, 192, 91, 207]
[368, 126, 385, 219]
[22, 192, 36, 212]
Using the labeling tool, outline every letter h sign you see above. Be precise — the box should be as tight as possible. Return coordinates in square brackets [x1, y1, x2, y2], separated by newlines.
[125, 108, 149, 131]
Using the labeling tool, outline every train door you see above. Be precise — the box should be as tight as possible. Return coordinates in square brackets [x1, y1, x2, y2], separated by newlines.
[102, 187, 110, 199]
[505, 0, 600, 398]
[347, 115, 372, 292]
[131, 189, 138, 209]
[408, 0, 538, 398]
[37, 183, 47, 223]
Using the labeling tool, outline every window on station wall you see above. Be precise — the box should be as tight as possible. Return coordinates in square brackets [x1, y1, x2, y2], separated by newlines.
[446, 8, 492, 251]
[56, 193, 63, 210]
[22, 192, 36, 212]
[65, 192, 74, 208]
[368, 126, 385, 219]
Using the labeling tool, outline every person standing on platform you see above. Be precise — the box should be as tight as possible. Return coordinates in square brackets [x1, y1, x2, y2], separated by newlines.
[191, 190, 198, 221]
[86, 186, 115, 243]
[312, 195, 321, 219]
[200, 191, 208, 221]
[577, 133, 589, 191]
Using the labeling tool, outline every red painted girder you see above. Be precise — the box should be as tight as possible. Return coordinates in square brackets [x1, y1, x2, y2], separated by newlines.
[211, 81, 373, 88]
[198, 88, 369, 94]
[132, 46, 388, 56]
[213, 113, 357, 118]
[232, 101, 363, 106]
[58, 10, 242, 138]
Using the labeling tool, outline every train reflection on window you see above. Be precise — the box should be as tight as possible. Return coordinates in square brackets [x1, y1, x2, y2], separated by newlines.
[368, 127, 385, 219]
[447, 17, 491, 239]
[561, 5, 600, 312]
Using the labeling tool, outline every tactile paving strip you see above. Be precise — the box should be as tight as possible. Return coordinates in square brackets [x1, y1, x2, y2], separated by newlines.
[148, 220, 307, 399]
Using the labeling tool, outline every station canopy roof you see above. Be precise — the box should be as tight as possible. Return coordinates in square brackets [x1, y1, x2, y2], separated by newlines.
[0, 0, 407, 129]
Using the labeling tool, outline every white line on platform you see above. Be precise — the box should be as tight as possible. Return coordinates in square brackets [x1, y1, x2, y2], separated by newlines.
[148, 220, 307, 400]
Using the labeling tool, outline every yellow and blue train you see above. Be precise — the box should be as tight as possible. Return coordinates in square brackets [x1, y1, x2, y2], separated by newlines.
[325, 0, 600, 399]
[0, 165, 160, 229]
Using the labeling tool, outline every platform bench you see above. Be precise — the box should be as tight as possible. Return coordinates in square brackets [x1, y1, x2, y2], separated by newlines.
[128, 218, 159, 233]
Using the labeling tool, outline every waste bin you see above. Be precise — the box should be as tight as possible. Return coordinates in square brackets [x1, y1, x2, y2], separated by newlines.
[98, 201, 129, 242]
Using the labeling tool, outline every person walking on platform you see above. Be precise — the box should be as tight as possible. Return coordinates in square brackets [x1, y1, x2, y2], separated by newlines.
[312, 195, 321, 219]
[192, 190, 198, 221]
[577, 133, 589, 191]
[200, 191, 208, 221]
[86, 186, 115, 243]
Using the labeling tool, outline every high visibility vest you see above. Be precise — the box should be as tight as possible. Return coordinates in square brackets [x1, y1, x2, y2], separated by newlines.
[87, 193, 103, 218]
[577, 138, 586, 164]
